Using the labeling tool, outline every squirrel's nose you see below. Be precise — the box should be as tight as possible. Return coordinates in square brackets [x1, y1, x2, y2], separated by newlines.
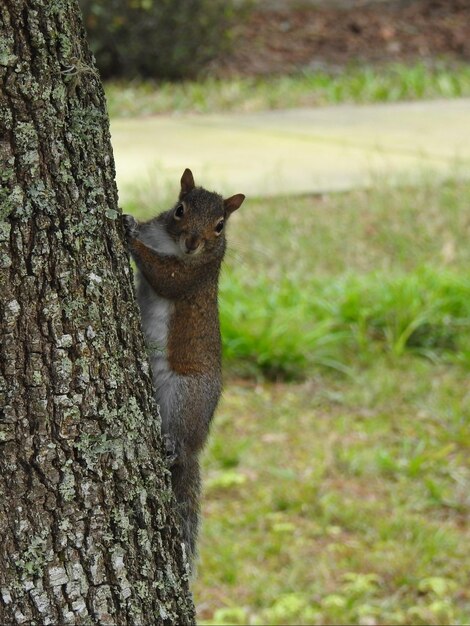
[185, 235, 200, 253]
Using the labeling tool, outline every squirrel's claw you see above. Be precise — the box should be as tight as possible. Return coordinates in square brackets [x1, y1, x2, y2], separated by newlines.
[163, 434, 179, 468]
[123, 213, 139, 239]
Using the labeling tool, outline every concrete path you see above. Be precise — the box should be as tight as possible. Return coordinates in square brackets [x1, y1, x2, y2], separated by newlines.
[111, 99, 470, 200]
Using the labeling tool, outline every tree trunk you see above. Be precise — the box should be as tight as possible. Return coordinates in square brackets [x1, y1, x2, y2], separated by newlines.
[0, 1, 195, 624]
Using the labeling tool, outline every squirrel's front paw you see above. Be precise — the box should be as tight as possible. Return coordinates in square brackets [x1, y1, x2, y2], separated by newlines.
[123, 213, 139, 239]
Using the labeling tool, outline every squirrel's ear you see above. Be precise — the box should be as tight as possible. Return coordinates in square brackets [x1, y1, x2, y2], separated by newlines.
[224, 194, 245, 216]
[180, 168, 195, 197]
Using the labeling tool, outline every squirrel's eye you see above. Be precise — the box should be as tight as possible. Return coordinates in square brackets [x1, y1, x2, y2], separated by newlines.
[174, 204, 184, 220]
[215, 219, 224, 235]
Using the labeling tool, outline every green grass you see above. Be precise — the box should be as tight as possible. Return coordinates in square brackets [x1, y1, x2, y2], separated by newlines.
[195, 362, 470, 624]
[220, 178, 470, 378]
[105, 62, 470, 117]
[123, 176, 470, 624]
[220, 267, 470, 379]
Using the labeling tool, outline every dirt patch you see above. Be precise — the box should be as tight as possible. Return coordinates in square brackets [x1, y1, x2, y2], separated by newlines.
[212, 0, 470, 76]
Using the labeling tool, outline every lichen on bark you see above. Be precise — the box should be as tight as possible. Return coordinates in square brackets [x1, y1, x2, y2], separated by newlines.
[0, 1, 195, 624]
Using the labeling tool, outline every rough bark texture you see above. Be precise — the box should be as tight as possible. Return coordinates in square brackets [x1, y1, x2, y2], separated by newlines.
[0, 1, 196, 624]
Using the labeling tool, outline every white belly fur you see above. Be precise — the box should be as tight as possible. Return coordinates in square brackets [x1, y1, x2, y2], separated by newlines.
[136, 221, 184, 430]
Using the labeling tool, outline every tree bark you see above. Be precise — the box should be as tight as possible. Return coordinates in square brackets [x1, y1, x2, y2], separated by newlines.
[0, 1, 196, 624]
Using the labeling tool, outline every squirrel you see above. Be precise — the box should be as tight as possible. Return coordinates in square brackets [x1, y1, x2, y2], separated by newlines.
[123, 169, 245, 569]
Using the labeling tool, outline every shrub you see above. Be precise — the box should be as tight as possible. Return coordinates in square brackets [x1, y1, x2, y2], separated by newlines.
[79, 0, 245, 79]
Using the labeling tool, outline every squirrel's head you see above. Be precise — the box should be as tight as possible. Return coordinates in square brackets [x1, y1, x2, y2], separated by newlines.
[164, 169, 245, 259]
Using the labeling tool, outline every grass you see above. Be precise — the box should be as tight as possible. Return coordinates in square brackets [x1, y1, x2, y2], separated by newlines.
[195, 362, 470, 625]
[122, 175, 470, 624]
[105, 61, 470, 117]
[220, 267, 470, 378]
[220, 178, 470, 378]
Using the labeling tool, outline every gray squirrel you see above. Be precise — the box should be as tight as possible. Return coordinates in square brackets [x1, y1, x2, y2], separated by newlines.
[123, 169, 245, 568]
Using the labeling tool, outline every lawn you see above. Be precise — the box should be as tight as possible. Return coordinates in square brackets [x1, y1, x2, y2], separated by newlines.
[198, 362, 470, 625]
[123, 177, 470, 624]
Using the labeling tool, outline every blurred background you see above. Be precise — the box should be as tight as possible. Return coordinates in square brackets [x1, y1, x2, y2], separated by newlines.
[80, 1, 470, 624]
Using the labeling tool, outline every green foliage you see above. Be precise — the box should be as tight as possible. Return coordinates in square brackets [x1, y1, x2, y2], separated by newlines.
[220, 267, 470, 379]
[217, 177, 470, 379]
[79, 0, 245, 79]
[105, 62, 470, 116]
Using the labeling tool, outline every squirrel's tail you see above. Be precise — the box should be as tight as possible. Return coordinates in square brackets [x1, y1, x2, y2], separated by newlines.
[171, 456, 201, 571]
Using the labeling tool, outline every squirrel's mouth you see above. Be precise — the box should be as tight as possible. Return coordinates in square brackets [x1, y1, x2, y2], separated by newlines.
[179, 234, 204, 257]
